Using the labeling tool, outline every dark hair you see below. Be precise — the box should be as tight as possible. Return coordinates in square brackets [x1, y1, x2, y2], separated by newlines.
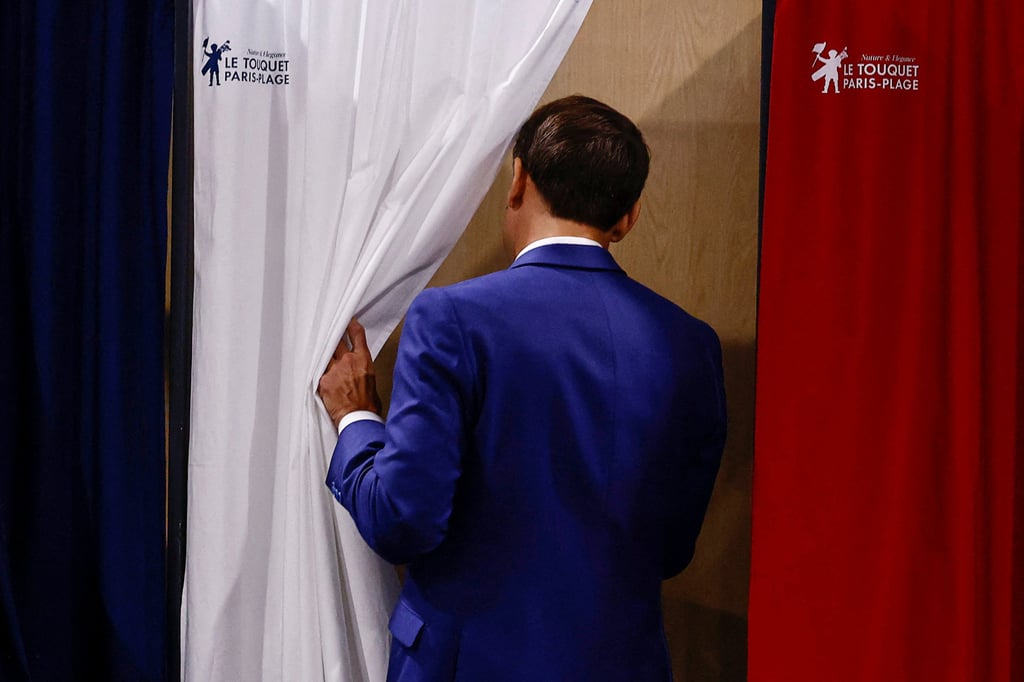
[512, 95, 650, 231]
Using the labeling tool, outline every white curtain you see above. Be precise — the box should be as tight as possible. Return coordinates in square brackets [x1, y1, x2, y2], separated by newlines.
[185, 1, 590, 679]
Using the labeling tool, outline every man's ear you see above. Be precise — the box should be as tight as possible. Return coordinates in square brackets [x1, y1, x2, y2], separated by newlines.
[608, 201, 641, 243]
[507, 158, 527, 210]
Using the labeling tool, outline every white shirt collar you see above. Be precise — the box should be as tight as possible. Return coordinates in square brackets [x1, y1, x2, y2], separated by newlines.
[513, 236, 604, 262]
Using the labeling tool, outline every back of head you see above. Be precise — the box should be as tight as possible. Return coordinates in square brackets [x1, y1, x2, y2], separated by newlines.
[512, 95, 650, 231]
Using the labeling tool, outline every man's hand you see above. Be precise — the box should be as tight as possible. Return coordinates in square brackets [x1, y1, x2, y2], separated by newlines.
[318, 319, 382, 429]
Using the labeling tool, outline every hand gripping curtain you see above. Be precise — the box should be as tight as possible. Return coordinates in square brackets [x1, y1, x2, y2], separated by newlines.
[185, 1, 590, 679]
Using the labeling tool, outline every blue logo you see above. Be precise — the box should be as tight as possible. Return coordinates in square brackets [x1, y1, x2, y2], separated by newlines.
[201, 37, 231, 86]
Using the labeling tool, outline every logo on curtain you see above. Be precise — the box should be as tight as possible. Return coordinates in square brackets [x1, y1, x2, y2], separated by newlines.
[810, 42, 921, 94]
[811, 43, 848, 93]
[200, 35, 291, 87]
[201, 37, 232, 87]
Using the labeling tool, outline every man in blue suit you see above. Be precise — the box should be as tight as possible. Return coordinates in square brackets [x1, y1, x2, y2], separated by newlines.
[319, 96, 726, 681]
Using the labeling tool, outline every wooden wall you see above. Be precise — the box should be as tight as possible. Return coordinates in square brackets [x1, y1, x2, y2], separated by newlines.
[377, 2, 761, 678]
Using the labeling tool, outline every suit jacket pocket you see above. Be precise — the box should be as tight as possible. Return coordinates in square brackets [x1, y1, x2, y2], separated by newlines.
[387, 596, 461, 682]
[389, 601, 425, 648]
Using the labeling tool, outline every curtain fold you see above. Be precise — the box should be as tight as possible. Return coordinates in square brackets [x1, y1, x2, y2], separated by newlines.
[752, 2, 1023, 680]
[0, 2, 173, 680]
[184, 2, 591, 679]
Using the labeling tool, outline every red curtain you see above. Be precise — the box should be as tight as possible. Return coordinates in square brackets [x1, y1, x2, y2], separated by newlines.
[751, 2, 1023, 680]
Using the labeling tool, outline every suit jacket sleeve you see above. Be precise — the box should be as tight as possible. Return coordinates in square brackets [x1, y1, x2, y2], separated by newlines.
[662, 324, 728, 579]
[326, 288, 475, 565]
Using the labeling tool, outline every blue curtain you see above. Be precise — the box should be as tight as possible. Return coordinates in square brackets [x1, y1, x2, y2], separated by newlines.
[0, 1, 173, 679]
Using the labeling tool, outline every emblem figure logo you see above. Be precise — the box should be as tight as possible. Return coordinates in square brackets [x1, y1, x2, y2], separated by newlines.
[811, 42, 848, 93]
[201, 37, 231, 87]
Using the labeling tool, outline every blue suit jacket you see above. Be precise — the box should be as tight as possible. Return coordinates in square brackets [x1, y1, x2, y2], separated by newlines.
[327, 244, 726, 681]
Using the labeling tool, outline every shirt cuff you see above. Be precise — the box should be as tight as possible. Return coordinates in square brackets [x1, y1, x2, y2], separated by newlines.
[338, 410, 384, 435]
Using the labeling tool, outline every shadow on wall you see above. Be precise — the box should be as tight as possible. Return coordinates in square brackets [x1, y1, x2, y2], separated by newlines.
[642, 14, 761, 682]
[376, 14, 761, 682]
[664, 598, 749, 682]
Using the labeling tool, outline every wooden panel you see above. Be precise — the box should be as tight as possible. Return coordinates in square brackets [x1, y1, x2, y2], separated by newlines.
[377, 2, 760, 678]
